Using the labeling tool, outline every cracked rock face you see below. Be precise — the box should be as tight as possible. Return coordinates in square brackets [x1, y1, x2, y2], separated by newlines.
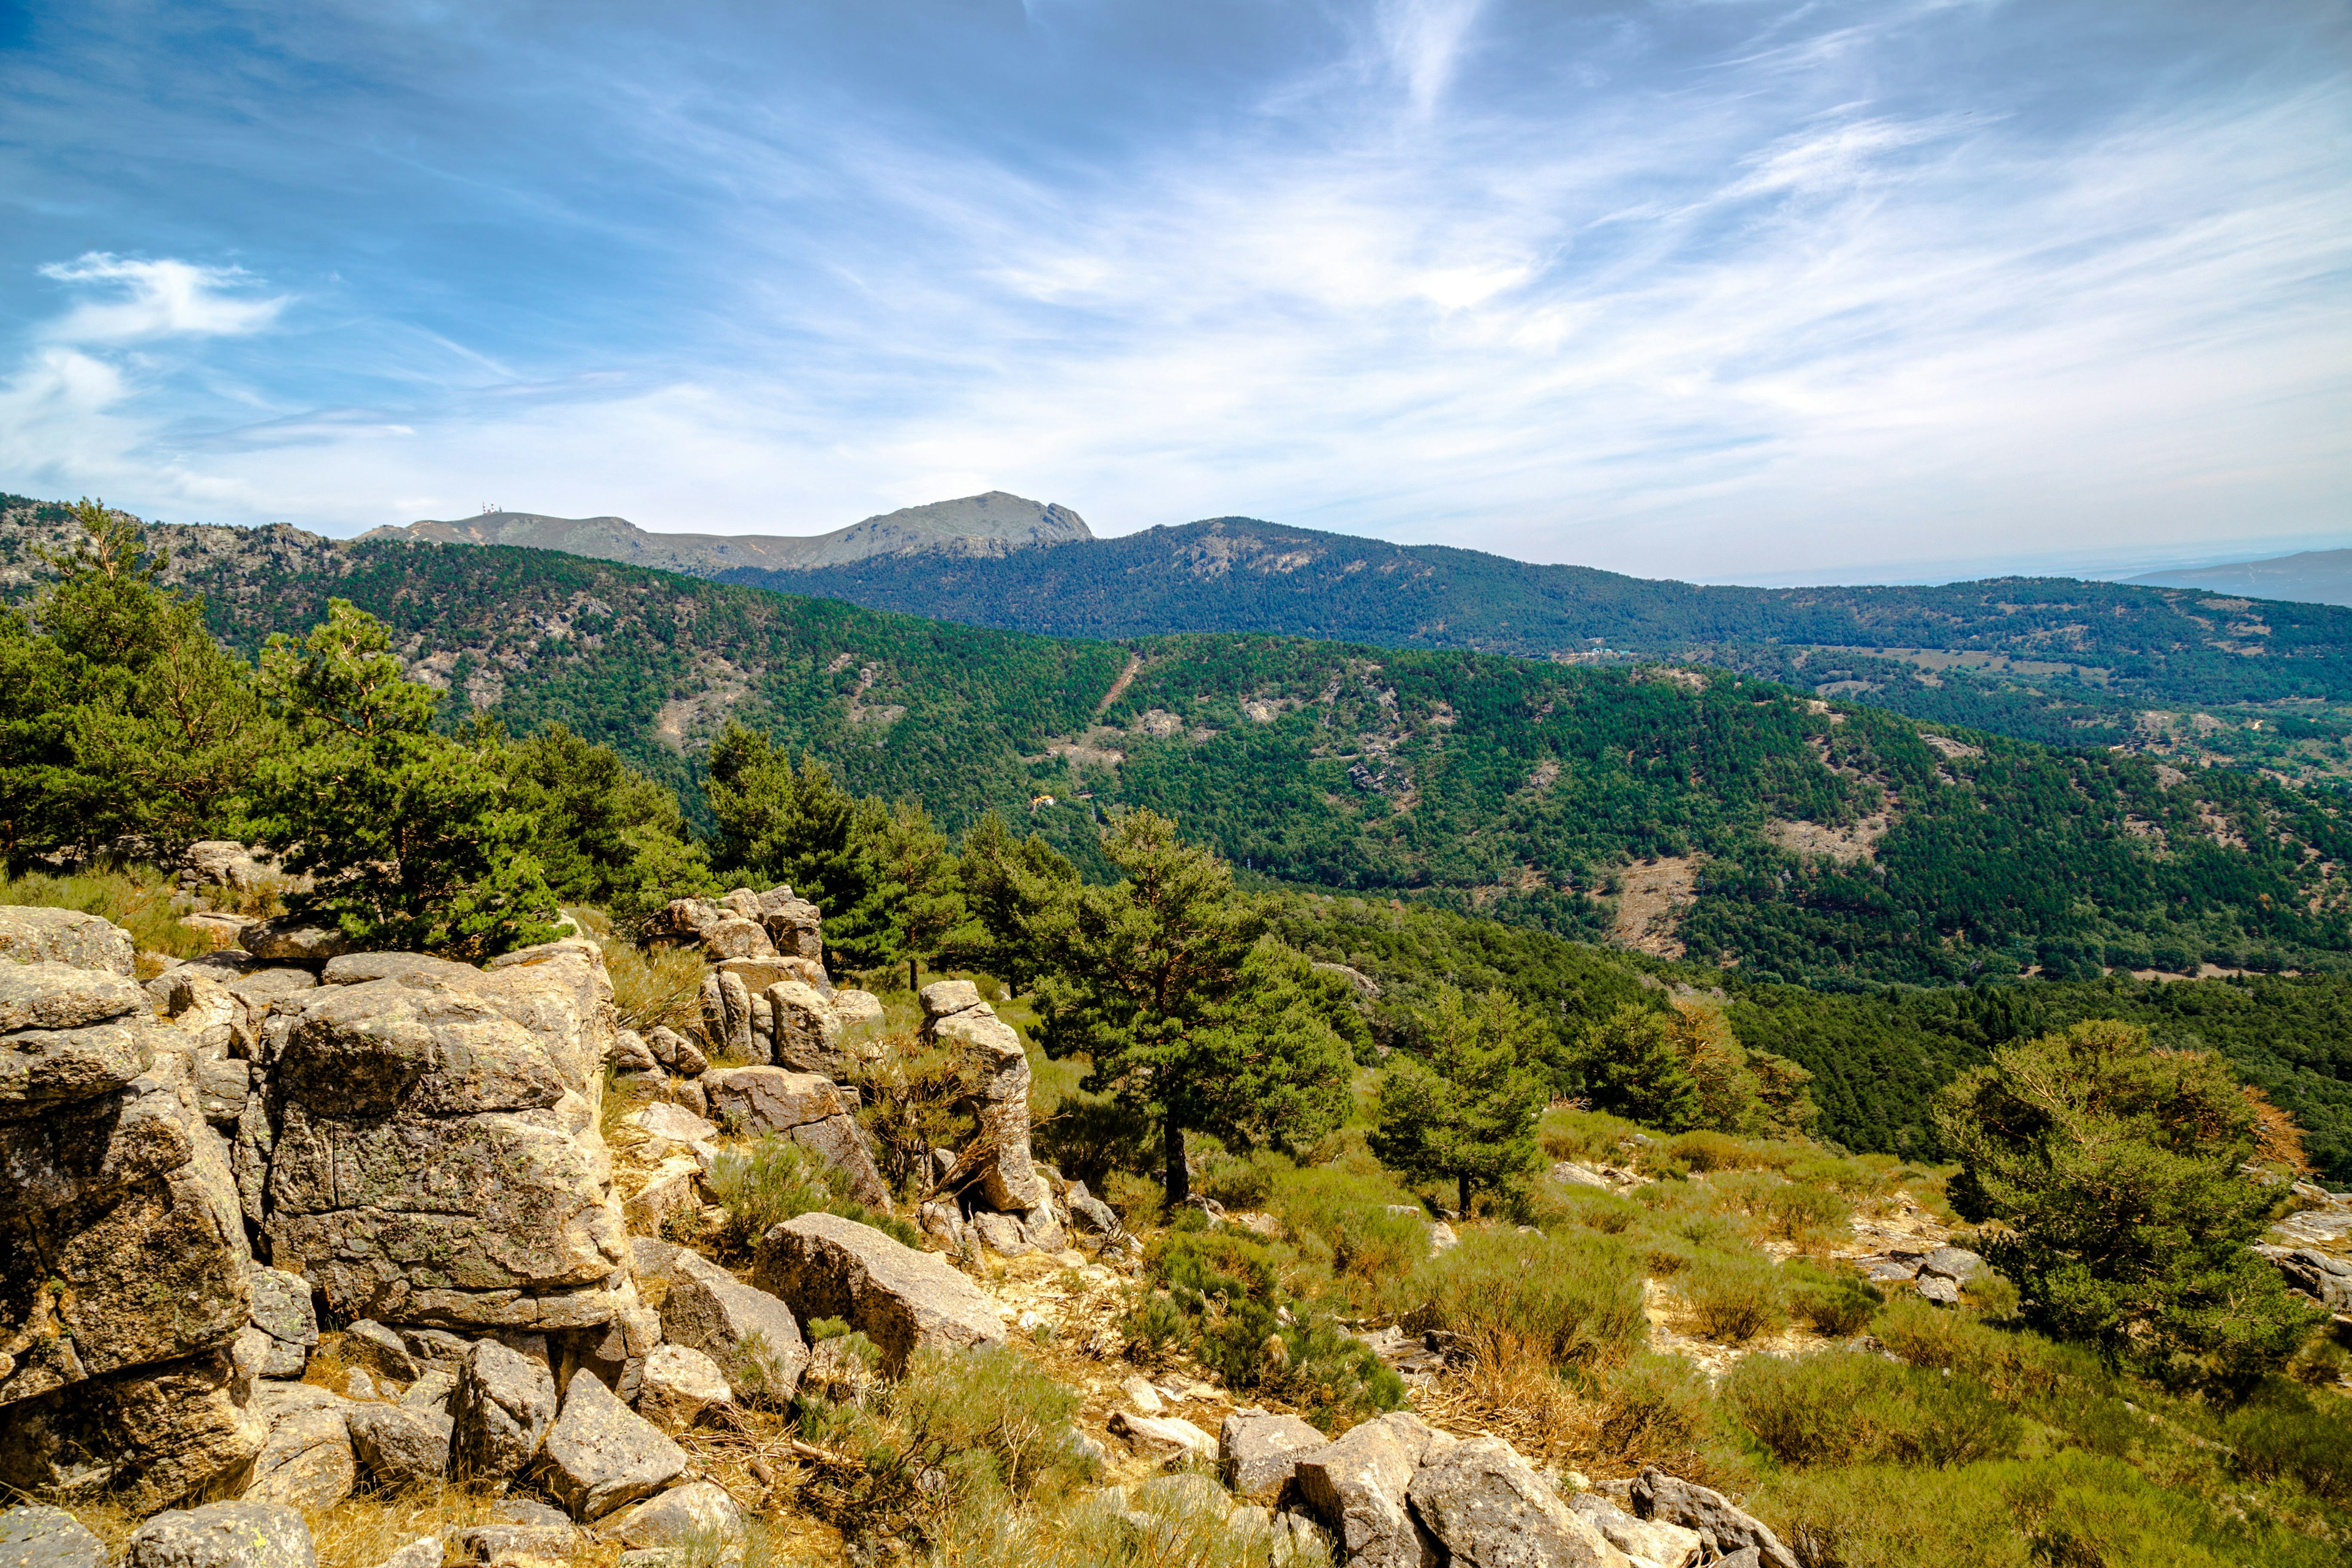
[918, 982, 1049, 1215]
[753, 1212, 1005, 1377]
[1406, 1437, 1623, 1568]
[257, 943, 629, 1329]
[450, 1340, 557, 1483]
[124, 1502, 314, 1568]
[0, 907, 134, 976]
[540, 1370, 686, 1520]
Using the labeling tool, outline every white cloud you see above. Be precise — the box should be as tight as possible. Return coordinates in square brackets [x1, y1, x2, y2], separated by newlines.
[37, 254, 287, 344]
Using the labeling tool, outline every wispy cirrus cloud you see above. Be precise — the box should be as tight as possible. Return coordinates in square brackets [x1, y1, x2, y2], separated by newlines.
[0, 0, 2344, 580]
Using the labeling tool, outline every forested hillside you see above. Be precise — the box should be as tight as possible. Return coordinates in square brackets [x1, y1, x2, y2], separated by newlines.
[9, 492, 2352, 986]
[737, 516, 2352, 764]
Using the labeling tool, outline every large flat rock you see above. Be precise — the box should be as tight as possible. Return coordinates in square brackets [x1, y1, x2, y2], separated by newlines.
[753, 1212, 1005, 1376]
[0, 907, 134, 976]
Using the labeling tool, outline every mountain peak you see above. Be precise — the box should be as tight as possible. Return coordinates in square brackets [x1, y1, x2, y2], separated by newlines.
[360, 491, 1090, 578]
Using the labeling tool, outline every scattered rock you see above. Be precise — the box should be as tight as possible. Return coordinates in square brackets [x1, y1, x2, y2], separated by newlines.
[1917, 1247, 1985, 1284]
[699, 1067, 888, 1206]
[657, 1249, 809, 1404]
[0, 1504, 105, 1568]
[346, 1401, 454, 1489]
[1293, 1412, 1451, 1568]
[344, 1321, 420, 1383]
[1107, 1411, 1216, 1463]
[361, 1539, 440, 1568]
[919, 983, 1050, 1214]
[754, 1212, 1008, 1376]
[608, 1030, 660, 1075]
[2256, 1245, 2352, 1311]
[540, 1371, 687, 1521]
[644, 1028, 706, 1078]
[1221, 1411, 1330, 1498]
[450, 1340, 558, 1483]
[0, 961, 144, 1033]
[1629, 1468, 1797, 1568]
[245, 1267, 318, 1376]
[124, 1502, 314, 1568]
[238, 922, 352, 969]
[1406, 1435, 1620, 1567]
[0, 1346, 265, 1514]
[1914, 1275, 1961, 1306]
[241, 1405, 356, 1510]
[1120, 1374, 1165, 1414]
[636, 1344, 733, 1430]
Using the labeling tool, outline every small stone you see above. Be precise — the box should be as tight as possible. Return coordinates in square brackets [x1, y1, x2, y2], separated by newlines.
[0, 1504, 105, 1568]
[1915, 1275, 1961, 1306]
[125, 1502, 314, 1568]
[346, 1402, 454, 1488]
[342, 1368, 378, 1401]
[345, 1320, 420, 1382]
[450, 1340, 558, 1483]
[1120, 1374, 1164, 1414]
[636, 1344, 733, 1431]
[1107, 1411, 1216, 1463]
[541, 1370, 687, 1520]
[1918, 1246, 1986, 1284]
[241, 1406, 356, 1509]
[363, 1539, 440, 1568]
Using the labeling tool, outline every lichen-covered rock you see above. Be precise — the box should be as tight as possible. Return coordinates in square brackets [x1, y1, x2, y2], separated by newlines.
[346, 1401, 454, 1488]
[259, 944, 628, 1329]
[126, 1502, 314, 1568]
[239, 922, 352, 969]
[0, 1504, 105, 1568]
[361, 1539, 439, 1568]
[450, 1340, 557, 1483]
[919, 983, 1049, 1213]
[0, 961, 144, 1033]
[2258, 1244, 2352, 1310]
[1293, 1413, 1451, 1568]
[0, 1051, 252, 1407]
[319, 952, 478, 987]
[541, 1372, 686, 1520]
[699, 1066, 888, 1206]
[1221, 1411, 1330, 1498]
[716, 973, 753, 1059]
[1, 1011, 177, 1112]
[656, 1249, 807, 1404]
[636, 1344, 733, 1430]
[1628, 1468, 1798, 1568]
[241, 1405, 356, 1510]
[0, 1347, 266, 1514]
[245, 1267, 317, 1378]
[755, 1212, 1006, 1376]
[0, 906, 134, 976]
[609, 1029, 660, 1075]
[644, 1027, 706, 1078]
[1406, 1436, 1625, 1567]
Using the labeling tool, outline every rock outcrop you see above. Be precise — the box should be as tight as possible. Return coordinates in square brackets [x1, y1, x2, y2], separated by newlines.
[700, 1067, 888, 1207]
[258, 940, 630, 1330]
[124, 1501, 313, 1568]
[0, 906, 134, 975]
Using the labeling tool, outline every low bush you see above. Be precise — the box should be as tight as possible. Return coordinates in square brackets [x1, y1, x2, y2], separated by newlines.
[1537, 1106, 1645, 1163]
[2222, 1379, 2352, 1502]
[1756, 1461, 2032, 1568]
[886, 1344, 1095, 1498]
[1265, 1164, 1427, 1288]
[1869, 1298, 2065, 1407]
[1197, 1297, 1406, 1431]
[1662, 1130, 1749, 1171]
[1196, 1147, 1287, 1211]
[1123, 1291, 1191, 1365]
[705, 1134, 924, 1253]
[1785, 1261, 1883, 1338]
[1550, 1186, 1643, 1235]
[1100, 1169, 1167, 1231]
[1033, 1090, 1158, 1190]
[2007, 1449, 2336, 1568]
[574, 910, 707, 1036]
[1584, 1352, 1719, 1477]
[1787, 1153, 1892, 1199]
[1679, 1247, 1787, 1343]
[1148, 1229, 1281, 1311]
[1409, 1228, 1647, 1370]
[1728, 1349, 2024, 1468]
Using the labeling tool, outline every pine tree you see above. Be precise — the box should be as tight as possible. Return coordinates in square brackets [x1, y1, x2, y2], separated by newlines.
[1370, 986, 1547, 1213]
[253, 598, 561, 957]
[943, 809, 1079, 993]
[1025, 810, 1345, 1204]
[1936, 1019, 2323, 1381]
[1573, 1003, 1703, 1131]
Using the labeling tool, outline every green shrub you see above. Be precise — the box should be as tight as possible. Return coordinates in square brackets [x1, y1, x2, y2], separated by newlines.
[2, 867, 217, 968]
[1034, 1090, 1159, 1190]
[1409, 1229, 1647, 1370]
[1756, 1461, 2031, 1568]
[2008, 1449, 2336, 1568]
[1785, 1261, 1883, 1338]
[1663, 1130, 1749, 1171]
[1728, 1349, 2024, 1467]
[1266, 1164, 1427, 1287]
[1550, 1186, 1643, 1235]
[706, 1134, 924, 1253]
[1870, 1298, 2064, 1406]
[1537, 1106, 1645, 1163]
[1680, 1248, 1787, 1344]
[1196, 1148, 1286, 1211]
[1197, 1297, 1406, 1431]
[1148, 1229, 1280, 1311]
[1787, 1153, 1891, 1199]
[2222, 1380, 2352, 1502]
[1123, 1291, 1191, 1364]
[1100, 1169, 1167, 1231]
[886, 1344, 1095, 1499]
[1757, 1181, 1849, 1243]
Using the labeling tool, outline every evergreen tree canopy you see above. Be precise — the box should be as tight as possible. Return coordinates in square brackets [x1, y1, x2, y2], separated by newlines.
[1370, 986, 1547, 1213]
[505, 721, 715, 920]
[1936, 1019, 2323, 1382]
[254, 598, 561, 958]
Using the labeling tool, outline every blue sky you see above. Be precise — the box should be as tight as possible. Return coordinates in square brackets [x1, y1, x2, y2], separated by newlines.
[2, 0, 2346, 582]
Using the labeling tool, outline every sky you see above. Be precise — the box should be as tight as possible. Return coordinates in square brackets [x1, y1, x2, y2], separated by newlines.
[2, 0, 2347, 584]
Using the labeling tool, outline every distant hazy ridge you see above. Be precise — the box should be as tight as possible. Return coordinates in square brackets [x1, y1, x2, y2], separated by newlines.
[2133, 549, 2352, 609]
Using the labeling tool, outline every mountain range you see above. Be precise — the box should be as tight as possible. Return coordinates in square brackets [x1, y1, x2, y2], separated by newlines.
[9, 488, 2352, 993]
[362, 491, 1090, 576]
[2133, 548, 2352, 609]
